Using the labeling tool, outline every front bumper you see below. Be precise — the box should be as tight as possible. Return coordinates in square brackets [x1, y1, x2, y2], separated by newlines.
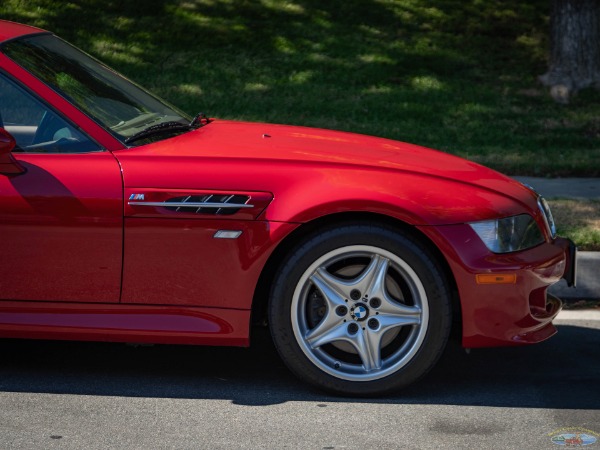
[419, 224, 577, 348]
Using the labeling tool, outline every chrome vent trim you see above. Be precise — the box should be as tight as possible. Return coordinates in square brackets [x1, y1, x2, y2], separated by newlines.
[129, 194, 253, 215]
[214, 230, 243, 239]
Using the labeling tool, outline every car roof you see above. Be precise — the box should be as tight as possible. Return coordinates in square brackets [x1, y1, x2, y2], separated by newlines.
[0, 20, 46, 44]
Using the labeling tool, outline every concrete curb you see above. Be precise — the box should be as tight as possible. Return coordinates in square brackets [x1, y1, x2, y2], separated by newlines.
[556, 309, 600, 321]
[549, 251, 600, 300]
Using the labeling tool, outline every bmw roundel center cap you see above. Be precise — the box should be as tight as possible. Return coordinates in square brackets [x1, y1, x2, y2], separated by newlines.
[351, 303, 369, 321]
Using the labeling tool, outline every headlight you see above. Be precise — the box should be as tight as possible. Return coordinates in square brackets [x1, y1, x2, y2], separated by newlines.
[519, 181, 556, 239]
[469, 214, 545, 253]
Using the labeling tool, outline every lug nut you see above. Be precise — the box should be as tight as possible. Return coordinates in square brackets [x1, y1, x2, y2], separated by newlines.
[368, 318, 379, 330]
[336, 306, 348, 316]
[369, 298, 381, 308]
[350, 289, 361, 300]
[348, 323, 359, 334]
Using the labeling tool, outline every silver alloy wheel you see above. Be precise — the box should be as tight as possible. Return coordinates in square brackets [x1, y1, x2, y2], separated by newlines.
[291, 245, 429, 382]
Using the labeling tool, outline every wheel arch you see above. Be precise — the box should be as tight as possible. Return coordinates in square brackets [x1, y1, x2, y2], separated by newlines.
[251, 211, 461, 339]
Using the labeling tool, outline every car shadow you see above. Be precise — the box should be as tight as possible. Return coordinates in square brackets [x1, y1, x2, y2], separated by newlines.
[0, 323, 598, 409]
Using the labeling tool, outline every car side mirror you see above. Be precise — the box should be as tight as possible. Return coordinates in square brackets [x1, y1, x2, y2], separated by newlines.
[0, 128, 25, 175]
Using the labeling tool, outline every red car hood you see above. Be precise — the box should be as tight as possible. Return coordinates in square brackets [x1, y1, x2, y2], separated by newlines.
[134, 120, 532, 200]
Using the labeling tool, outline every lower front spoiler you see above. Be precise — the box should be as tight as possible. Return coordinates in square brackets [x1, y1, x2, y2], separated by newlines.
[510, 293, 562, 345]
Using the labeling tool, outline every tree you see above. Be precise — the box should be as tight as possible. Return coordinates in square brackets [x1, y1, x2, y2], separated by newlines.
[539, 0, 600, 103]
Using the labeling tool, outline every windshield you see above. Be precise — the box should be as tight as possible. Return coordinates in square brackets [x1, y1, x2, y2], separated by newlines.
[2, 34, 191, 144]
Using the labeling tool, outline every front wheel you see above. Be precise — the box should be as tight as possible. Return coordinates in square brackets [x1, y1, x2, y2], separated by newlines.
[268, 224, 452, 396]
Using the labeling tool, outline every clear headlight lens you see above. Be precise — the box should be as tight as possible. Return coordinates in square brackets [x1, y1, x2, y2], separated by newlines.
[469, 214, 545, 253]
[538, 197, 557, 238]
[519, 181, 556, 239]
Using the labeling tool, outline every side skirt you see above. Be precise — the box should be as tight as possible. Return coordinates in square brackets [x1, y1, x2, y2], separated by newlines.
[0, 301, 250, 346]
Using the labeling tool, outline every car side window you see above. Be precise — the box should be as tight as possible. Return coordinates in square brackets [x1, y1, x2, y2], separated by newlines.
[0, 73, 101, 153]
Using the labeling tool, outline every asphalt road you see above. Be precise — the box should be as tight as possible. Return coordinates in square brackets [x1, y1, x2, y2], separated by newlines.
[0, 314, 598, 450]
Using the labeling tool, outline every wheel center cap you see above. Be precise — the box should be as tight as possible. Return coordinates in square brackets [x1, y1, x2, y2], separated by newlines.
[350, 303, 369, 322]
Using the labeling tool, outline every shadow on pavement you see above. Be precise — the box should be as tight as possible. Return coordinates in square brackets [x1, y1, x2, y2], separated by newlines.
[0, 323, 598, 409]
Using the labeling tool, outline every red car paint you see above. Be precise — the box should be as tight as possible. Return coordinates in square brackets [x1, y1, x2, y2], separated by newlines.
[0, 20, 574, 351]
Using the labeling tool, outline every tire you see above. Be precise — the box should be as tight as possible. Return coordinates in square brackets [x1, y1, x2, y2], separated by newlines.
[268, 223, 452, 396]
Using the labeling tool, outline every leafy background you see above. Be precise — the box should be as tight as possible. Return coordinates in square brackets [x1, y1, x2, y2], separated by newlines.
[2, 0, 599, 176]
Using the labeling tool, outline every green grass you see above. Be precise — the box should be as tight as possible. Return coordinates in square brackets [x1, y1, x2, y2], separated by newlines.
[2, 0, 600, 176]
[549, 199, 600, 251]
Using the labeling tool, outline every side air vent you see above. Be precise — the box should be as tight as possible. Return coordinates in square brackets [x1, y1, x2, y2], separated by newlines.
[164, 194, 251, 215]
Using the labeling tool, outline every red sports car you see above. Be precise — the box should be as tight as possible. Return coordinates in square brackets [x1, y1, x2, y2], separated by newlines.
[0, 20, 576, 395]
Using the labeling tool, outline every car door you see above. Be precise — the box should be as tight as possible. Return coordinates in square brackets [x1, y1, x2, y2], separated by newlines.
[0, 72, 123, 303]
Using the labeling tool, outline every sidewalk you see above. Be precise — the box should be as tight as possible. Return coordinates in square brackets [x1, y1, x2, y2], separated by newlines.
[513, 176, 600, 200]
[556, 309, 600, 321]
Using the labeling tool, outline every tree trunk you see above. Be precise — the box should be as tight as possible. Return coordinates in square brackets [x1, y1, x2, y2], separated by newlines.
[539, 0, 600, 103]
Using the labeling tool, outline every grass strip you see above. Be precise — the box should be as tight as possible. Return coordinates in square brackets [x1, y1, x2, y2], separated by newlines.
[549, 199, 600, 251]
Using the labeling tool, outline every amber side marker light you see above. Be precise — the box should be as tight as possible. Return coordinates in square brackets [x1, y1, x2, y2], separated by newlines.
[476, 274, 517, 284]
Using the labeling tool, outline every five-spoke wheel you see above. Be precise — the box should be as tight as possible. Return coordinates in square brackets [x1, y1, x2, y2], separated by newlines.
[269, 224, 452, 396]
